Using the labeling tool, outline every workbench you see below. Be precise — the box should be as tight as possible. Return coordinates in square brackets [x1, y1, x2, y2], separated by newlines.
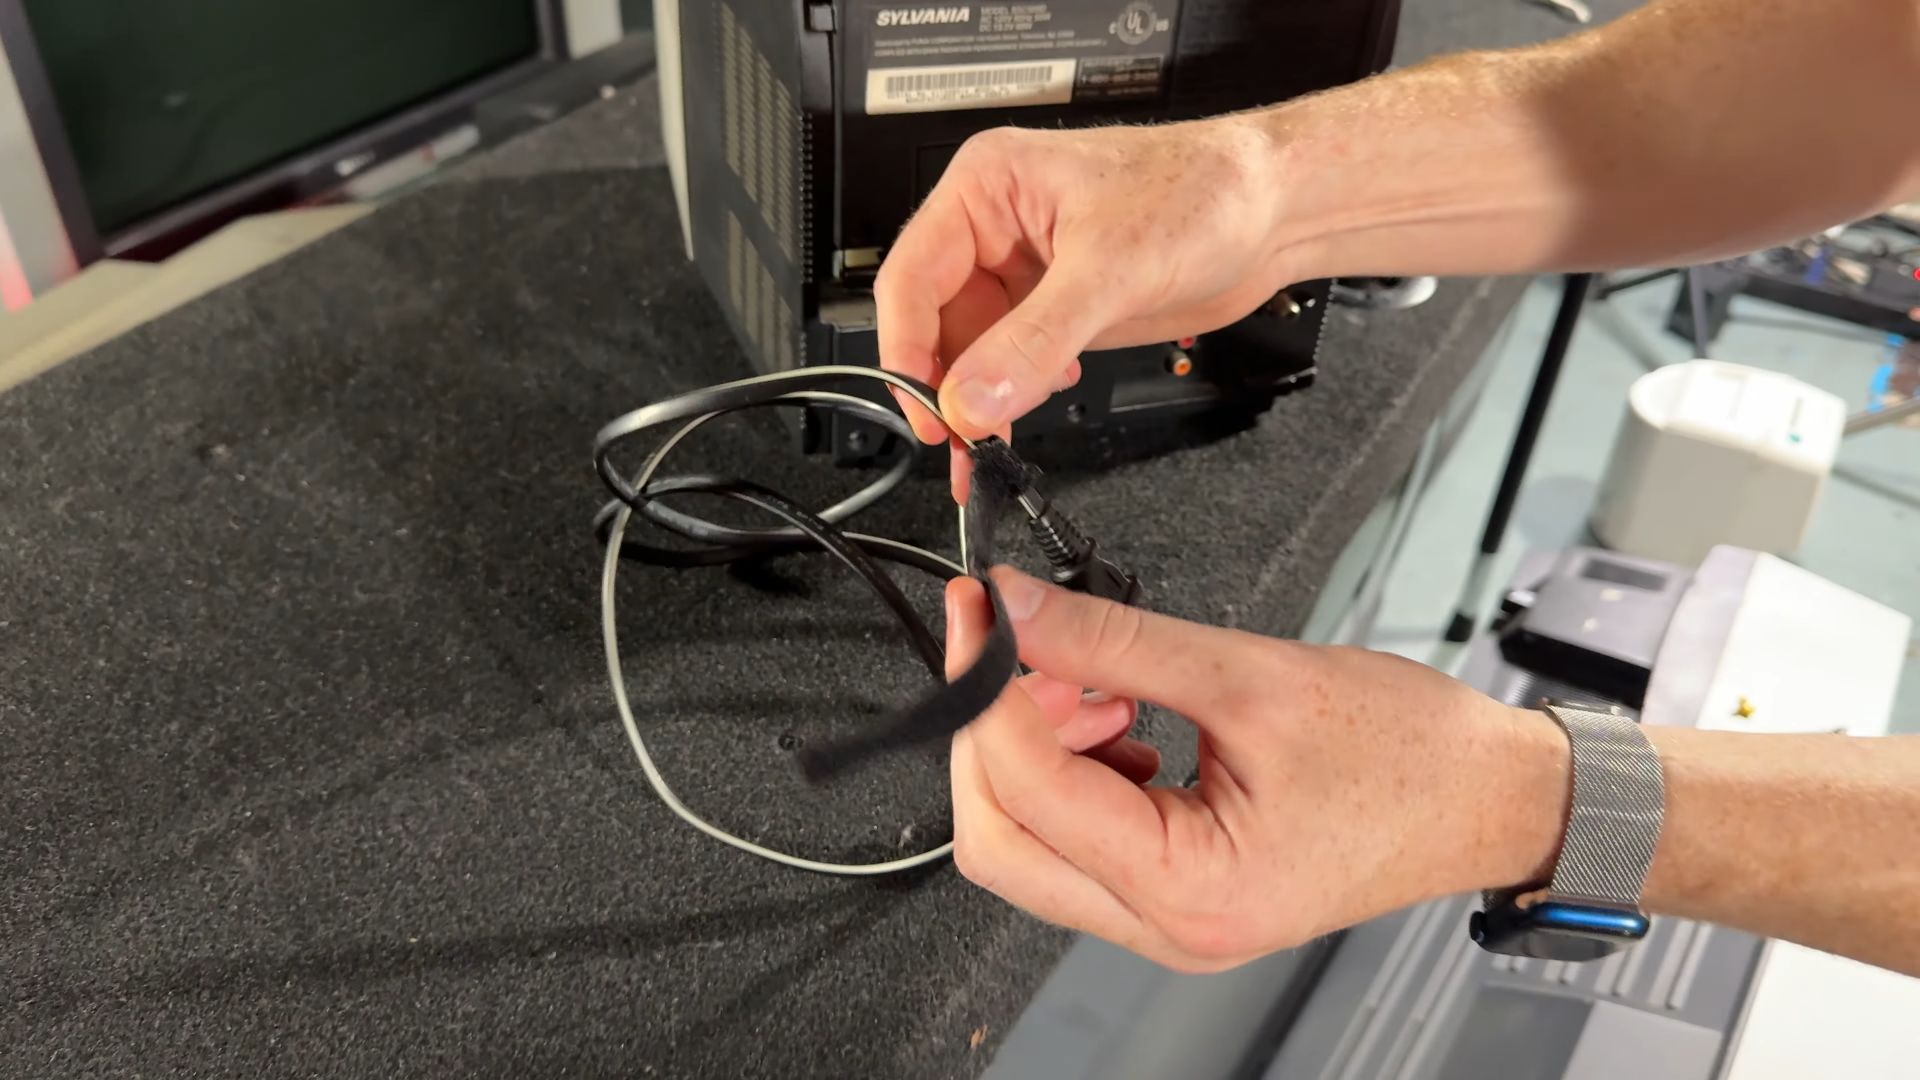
[1, 2, 1636, 1075]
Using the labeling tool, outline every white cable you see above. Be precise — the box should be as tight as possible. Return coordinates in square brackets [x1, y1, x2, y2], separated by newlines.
[599, 370, 968, 875]
[601, 390, 914, 544]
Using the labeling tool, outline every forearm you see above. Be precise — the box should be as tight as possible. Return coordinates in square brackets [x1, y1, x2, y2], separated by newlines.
[1246, 0, 1920, 280]
[1500, 716, 1920, 975]
[1641, 728, 1920, 974]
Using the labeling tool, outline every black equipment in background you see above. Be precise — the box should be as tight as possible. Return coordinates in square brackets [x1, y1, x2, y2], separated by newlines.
[1658, 216, 1920, 347]
[652, 0, 1404, 463]
[1491, 547, 1692, 709]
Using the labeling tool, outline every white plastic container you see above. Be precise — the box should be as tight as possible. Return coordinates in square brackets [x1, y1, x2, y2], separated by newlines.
[1590, 360, 1846, 567]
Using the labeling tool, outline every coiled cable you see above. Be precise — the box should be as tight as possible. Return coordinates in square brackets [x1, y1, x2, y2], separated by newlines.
[594, 368, 974, 875]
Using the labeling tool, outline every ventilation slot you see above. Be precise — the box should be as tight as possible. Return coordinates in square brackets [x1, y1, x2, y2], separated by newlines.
[797, 106, 813, 288]
[727, 212, 797, 371]
[714, 2, 802, 369]
[770, 71, 796, 261]
[719, 2, 797, 263]
[721, 5, 742, 180]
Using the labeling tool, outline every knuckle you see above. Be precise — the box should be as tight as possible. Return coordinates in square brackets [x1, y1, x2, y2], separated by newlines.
[1154, 933, 1246, 975]
[873, 257, 918, 309]
[1138, 873, 1292, 971]
[872, 259, 901, 299]
[958, 126, 1019, 162]
[1085, 600, 1148, 665]
[997, 316, 1065, 380]
[1163, 953, 1240, 976]
[950, 835, 998, 892]
[1163, 909, 1255, 968]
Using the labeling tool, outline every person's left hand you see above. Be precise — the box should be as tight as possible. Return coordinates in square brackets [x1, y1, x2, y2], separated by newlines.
[941, 567, 1565, 974]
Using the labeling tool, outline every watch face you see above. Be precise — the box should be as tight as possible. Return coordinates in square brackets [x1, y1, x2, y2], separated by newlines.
[1471, 902, 1649, 962]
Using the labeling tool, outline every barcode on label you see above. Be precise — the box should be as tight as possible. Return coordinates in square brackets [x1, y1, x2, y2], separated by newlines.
[884, 65, 1053, 96]
[866, 59, 1076, 115]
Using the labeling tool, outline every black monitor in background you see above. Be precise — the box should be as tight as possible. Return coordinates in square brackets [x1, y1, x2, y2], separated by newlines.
[1, 0, 564, 263]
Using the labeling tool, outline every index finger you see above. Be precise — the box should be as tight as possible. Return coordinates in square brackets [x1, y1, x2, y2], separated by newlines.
[875, 186, 979, 444]
[990, 567, 1278, 725]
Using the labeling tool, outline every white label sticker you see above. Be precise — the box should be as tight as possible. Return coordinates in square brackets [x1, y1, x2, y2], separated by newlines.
[865, 58, 1077, 114]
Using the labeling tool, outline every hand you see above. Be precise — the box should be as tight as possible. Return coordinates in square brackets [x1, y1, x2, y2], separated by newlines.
[944, 568, 1569, 973]
[875, 118, 1300, 501]
[942, 578, 1164, 789]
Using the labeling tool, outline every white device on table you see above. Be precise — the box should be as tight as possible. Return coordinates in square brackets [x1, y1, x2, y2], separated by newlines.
[1591, 360, 1846, 566]
[1644, 547, 1919, 1080]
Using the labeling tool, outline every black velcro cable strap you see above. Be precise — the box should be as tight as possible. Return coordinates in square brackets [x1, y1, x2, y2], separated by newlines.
[796, 439, 1032, 781]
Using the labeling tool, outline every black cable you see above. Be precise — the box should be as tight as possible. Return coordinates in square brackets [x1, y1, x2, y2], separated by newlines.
[592, 504, 959, 580]
[602, 470, 947, 678]
[592, 366, 1139, 804]
[595, 387, 919, 544]
[591, 370, 1023, 787]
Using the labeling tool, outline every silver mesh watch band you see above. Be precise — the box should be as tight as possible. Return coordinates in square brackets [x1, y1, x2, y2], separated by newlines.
[1535, 705, 1666, 907]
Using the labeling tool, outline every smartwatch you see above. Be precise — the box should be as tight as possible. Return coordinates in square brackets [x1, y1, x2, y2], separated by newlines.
[1470, 703, 1666, 962]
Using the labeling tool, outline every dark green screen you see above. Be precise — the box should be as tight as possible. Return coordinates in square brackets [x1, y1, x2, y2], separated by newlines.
[26, 0, 540, 234]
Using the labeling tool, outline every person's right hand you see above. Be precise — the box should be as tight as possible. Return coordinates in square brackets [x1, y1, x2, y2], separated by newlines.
[873, 117, 1306, 499]
[944, 568, 1571, 973]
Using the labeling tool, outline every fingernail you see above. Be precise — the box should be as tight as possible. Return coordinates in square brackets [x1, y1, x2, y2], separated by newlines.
[954, 377, 1016, 429]
[944, 585, 957, 632]
[998, 571, 1045, 622]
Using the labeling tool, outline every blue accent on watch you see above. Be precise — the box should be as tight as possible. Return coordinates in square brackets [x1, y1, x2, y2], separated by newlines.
[1530, 903, 1650, 937]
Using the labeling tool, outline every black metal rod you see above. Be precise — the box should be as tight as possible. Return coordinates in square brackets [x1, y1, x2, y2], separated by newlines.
[1445, 273, 1593, 642]
[1596, 267, 1678, 300]
[1686, 267, 1714, 358]
[1479, 273, 1592, 554]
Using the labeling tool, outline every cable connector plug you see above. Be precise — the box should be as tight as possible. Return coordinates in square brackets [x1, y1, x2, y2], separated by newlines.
[968, 436, 1143, 607]
[1020, 488, 1143, 607]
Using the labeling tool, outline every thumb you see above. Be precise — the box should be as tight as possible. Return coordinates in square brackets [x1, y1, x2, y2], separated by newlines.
[989, 567, 1271, 725]
[943, 575, 995, 680]
[939, 262, 1114, 440]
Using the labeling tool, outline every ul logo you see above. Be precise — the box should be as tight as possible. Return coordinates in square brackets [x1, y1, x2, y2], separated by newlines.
[1112, 1, 1162, 45]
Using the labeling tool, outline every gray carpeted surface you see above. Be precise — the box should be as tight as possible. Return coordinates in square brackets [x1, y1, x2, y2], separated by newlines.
[450, 77, 668, 184]
[2, 2, 1637, 1077]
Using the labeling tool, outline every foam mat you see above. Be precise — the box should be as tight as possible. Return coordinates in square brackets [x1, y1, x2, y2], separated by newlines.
[0, 0, 1640, 1066]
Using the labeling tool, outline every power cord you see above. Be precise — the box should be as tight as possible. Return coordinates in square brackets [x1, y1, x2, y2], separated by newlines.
[593, 365, 1140, 875]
